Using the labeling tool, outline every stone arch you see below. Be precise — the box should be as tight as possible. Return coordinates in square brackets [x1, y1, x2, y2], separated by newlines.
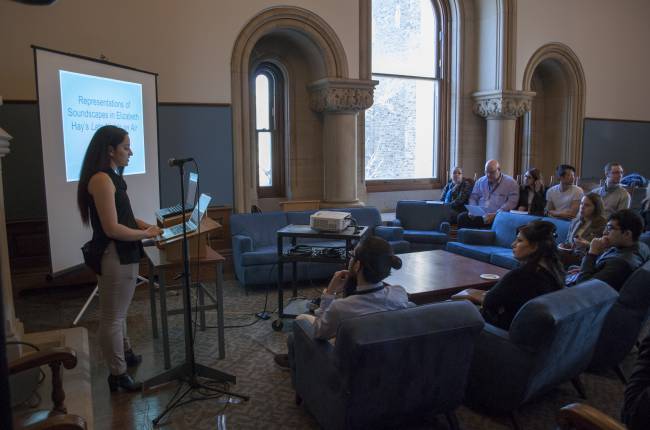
[231, 6, 349, 212]
[520, 42, 586, 177]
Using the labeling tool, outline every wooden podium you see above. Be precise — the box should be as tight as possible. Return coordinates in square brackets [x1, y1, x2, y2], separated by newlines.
[156, 216, 221, 261]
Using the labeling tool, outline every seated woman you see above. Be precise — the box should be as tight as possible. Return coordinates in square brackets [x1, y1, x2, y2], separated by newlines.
[440, 166, 474, 223]
[517, 168, 546, 215]
[559, 192, 607, 264]
[481, 220, 565, 331]
[275, 236, 414, 367]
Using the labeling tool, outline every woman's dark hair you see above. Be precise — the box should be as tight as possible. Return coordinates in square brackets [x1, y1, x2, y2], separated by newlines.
[77, 125, 128, 224]
[517, 220, 565, 286]
[353, 236, 402, 284]
[525, 167, 541, 183]
[581, 192, 605, 220]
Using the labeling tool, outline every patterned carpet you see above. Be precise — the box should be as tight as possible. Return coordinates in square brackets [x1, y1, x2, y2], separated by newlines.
[14, 277, 637, 429]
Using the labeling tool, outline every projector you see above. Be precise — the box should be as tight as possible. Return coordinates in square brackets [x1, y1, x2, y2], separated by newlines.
[310, 211, 351, 232]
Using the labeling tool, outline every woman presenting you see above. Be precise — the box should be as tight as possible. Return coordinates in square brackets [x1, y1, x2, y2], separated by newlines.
[77, 125, 161, 392]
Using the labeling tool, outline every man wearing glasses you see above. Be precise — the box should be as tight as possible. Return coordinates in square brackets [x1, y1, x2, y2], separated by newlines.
[569, 209, 649, 290]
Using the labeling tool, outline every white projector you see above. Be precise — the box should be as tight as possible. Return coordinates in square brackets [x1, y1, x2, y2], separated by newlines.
[310, 211, 351, 232]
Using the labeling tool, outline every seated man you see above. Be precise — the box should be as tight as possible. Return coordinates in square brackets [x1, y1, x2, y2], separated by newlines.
[591, 162, 631, 218]
[546, 164, 583, 219]
[568, 209, 650, 290]
[622, 331, 650, 430]
[274, 236, 414, 367]
[457, 159, 519, 229]
[440, 166, 474, 223]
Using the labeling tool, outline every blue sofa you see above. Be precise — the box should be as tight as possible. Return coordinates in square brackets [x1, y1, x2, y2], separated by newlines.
[465, 279, 617, 415]
[589, 260, 650, 379]
[230, 207, 409, 287]
[290, 301, 484, 429]
[386, 200, 451, 251]
[446, 211, 570, 269]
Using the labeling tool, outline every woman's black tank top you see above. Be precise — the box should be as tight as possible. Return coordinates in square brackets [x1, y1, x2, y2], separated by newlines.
[88, 169, 144, 265]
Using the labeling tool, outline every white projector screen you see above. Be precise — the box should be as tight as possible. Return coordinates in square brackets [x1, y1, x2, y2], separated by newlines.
[34, 47, 160, 275]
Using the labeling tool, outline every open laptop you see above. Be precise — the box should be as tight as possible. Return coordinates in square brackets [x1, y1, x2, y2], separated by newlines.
[158, 193, 211, 241]
[156, 172, 198, 220]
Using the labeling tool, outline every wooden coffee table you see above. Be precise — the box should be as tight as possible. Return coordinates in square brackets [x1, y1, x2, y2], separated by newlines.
[385, 250, 510, 304]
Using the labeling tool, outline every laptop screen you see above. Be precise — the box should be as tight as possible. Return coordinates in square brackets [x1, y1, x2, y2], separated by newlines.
[184, 172, 199, 208]
[189, 193, 211, 225]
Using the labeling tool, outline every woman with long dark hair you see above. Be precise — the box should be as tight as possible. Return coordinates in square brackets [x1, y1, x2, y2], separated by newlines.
[77, 125, 161, 392]
[481, 220, 565, 330]
[559, 192, 607, 262]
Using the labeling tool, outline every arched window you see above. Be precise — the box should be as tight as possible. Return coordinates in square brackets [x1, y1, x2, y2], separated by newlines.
[365, 0, 444, 189]
[253, 63, 285, 198]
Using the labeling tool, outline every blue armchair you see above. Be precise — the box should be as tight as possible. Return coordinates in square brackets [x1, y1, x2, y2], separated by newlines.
[291, 301, 484, 429]
[465, 280, 617, 416]
[590, 261, 650, 381]
[388, 200, 451, 251]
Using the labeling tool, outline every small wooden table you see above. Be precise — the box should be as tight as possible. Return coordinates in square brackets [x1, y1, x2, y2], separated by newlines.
[145, 245, 226, 369]
[385, 250, 510, 304]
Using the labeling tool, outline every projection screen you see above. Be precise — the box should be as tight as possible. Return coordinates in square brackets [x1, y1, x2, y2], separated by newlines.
[34, 47, 160, 275]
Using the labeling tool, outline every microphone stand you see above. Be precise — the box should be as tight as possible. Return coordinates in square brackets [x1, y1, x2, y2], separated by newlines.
[145, 162, 248, 426]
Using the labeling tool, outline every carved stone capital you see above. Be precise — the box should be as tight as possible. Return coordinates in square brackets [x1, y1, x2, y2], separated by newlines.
[307, 78, 378, 113]
[0, 98, 11, 157]
[472, 90, 535, 120]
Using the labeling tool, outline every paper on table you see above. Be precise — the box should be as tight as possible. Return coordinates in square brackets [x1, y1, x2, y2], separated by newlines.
[465, 205, 487, 217]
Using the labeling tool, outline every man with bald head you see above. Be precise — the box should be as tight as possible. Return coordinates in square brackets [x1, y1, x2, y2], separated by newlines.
[457, 160, 519, 228]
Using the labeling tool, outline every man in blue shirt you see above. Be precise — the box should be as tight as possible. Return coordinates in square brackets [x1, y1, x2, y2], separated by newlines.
[457, 159, 519, 228]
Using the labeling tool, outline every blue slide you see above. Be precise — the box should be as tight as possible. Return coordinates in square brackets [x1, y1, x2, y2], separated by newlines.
[59, 70, 146, 181]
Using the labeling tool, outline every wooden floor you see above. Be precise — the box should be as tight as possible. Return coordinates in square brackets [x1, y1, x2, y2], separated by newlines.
[12, 270, 636, 429]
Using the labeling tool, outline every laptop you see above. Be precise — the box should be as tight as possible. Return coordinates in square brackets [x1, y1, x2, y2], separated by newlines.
[156, 172, 199, 220]
[158, 193, 211, 241]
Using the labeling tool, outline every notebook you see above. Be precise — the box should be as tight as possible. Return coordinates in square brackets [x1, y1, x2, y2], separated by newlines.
[156, 172, 199, 220]
[158, 193, 211, 241]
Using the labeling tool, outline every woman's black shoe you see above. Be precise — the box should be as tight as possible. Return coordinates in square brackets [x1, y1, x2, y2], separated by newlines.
[108, 373, 142, 393]
[124, 348, 142, 367]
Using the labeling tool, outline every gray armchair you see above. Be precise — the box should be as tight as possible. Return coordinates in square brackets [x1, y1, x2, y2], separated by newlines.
[290, 301, 484, 429]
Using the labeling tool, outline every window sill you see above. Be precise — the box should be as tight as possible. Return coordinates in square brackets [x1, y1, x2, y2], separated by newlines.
[366, 178, 442, 193]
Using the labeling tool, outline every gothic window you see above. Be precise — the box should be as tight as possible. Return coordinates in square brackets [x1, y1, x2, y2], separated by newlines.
[365, 0, 444, 188]
[253, 63, 285, 198]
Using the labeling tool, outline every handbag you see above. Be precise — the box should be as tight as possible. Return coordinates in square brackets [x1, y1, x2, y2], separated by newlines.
[81, 239, 105, 275]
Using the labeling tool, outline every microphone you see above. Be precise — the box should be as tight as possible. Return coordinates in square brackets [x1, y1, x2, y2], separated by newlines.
[168, 157, 194, 167]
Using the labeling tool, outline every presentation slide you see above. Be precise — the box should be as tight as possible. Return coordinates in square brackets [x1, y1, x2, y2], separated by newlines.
[35, 47, 159, 275]
[59, 70, 145, 181]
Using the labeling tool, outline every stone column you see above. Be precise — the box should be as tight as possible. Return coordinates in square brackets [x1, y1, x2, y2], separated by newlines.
[472, 90, 534, 175]
[0, 97, 21, 360]
[308, 78, 377, 208]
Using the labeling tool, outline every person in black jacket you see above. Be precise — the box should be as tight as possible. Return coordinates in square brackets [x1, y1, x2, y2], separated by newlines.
[569, 209, 650, 290]
[621, 331, 650, 429]
[440, 166, 473, 223]
[481, 220, 565, 330]
[641, 186, 650, 232]
[516, 167, 546, 215]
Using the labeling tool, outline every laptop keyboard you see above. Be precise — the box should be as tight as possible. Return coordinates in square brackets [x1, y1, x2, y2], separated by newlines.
[160, 220, 197, 240]
[158, 204, 183, 218]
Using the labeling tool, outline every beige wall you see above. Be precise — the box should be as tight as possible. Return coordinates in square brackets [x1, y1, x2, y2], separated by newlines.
[516, 0, 650, 121]
[0, 0, 359, 102]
